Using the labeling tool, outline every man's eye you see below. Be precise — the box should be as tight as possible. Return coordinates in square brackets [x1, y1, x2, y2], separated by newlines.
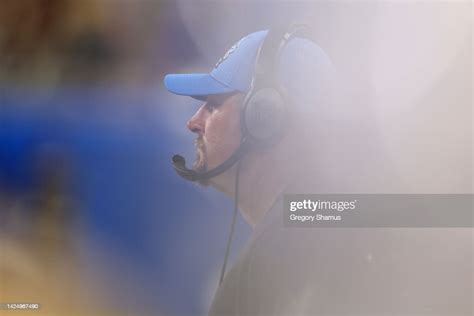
[206, 102, 218, 112]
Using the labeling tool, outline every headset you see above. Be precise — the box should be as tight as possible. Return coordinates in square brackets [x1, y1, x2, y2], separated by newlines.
[171, 24, 309, 286]
[172, 24, 309, 182]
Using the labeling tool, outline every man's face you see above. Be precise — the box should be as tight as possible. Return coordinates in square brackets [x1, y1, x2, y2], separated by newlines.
[187, 93, 243, 186]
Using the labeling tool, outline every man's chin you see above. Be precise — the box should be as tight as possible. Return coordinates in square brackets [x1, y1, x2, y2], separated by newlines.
[194, 171, 211, 187]
[193, 156, 235, 188]
[192, 162, 211, 186]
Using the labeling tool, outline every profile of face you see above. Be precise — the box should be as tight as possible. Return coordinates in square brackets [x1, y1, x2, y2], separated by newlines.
[187, 93, 244, 187]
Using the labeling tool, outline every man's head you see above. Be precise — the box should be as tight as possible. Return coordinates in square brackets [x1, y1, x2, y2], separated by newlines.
[187, 92, 244, 188]
[164, 29, 335, 193]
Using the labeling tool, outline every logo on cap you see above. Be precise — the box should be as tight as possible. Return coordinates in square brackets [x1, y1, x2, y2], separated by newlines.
[214, 38, 244, 69]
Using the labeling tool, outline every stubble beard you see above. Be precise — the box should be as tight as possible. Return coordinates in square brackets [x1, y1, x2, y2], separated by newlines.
[193, 136, 210, 187]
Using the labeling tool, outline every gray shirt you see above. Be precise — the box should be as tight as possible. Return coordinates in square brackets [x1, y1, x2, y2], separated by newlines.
[208, 196, 472, 316]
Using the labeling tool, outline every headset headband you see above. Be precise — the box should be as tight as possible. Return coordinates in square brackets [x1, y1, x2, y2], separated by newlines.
[254, 23, 310, 87]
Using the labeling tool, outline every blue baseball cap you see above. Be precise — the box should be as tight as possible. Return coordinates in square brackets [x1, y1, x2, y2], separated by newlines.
[164, 29, 334, 105]
[164, 30, 268, 100]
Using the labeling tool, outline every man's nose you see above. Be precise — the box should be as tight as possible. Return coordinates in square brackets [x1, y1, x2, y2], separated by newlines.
[187, 105, 207, 134]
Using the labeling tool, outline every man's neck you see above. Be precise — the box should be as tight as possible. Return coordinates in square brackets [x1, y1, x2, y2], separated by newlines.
[236, 153, 293, 229]
[210, 140, 298, 228]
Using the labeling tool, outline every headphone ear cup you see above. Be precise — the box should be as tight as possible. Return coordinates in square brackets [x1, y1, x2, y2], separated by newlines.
[243, 88, 286, 143]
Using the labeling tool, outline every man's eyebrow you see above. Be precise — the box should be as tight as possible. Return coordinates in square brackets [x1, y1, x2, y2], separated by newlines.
[205, 97, 219, 106]
[206, 95, 226, 106]
[210, 92, 238, 103]
[205, 92, 241, 110]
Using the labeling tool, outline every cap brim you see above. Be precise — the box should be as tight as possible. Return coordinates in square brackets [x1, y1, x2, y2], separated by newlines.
[164, 73, 235, 101]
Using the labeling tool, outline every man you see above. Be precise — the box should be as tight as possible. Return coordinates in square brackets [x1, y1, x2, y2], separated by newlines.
[164, 30, 471, 315]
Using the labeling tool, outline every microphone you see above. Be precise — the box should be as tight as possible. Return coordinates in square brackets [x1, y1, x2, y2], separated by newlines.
[172, 142, 249, 182]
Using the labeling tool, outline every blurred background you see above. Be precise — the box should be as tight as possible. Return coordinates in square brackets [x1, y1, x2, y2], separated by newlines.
[0, 1, 471, 315]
